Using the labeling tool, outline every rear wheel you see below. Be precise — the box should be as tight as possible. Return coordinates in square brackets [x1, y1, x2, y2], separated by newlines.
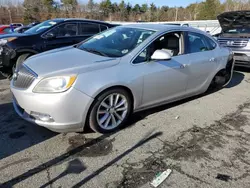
[208, 57, 234, 91]
[208, 70, 231, 91]
[88, 88, 132, 134]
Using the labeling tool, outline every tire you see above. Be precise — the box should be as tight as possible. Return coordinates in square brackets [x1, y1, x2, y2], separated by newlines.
[0, 67, 12, 79]
[0, 70, 9, 79]
[14, 53, 31, 73]
[208, 70, 229, 91]
[88, 88, 132, 134]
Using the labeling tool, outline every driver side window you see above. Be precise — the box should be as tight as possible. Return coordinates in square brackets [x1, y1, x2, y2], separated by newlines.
[49, 23, 77, 37]
[133, 31, 183, 64]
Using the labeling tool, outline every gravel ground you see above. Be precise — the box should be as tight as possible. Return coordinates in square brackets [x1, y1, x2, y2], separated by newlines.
[0, 68, 250, 188]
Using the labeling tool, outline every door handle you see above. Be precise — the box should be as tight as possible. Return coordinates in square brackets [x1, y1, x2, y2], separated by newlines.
[209, 58, 215, 62]
[180, 64, 188, 69]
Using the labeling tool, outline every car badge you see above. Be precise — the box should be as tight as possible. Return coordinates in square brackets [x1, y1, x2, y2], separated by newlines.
[227, 41, 234, 46]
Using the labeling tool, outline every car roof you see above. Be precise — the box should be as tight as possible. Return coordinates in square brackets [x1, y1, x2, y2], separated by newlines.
[121, 24, 204, 33]
[0, 25, 10, 28]
[51, 18, 111, 25]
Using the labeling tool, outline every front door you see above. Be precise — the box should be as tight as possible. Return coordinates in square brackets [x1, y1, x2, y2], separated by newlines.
[132, 31, 189, 107]
[44, 22, 83, 51]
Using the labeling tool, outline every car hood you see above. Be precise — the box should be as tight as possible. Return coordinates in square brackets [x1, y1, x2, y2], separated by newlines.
[0, 33, 29, 39]
[217, 11, 250, 31]
[24, 46, 120, 77]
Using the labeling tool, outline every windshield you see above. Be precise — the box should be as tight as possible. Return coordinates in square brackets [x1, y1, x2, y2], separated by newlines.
[24, 20, 62, 34]
[77, 27, 155, 58]
[224, 28, 250, 34]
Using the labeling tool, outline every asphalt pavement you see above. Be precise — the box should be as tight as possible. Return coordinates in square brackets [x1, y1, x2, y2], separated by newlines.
[0, 69, 250, 188]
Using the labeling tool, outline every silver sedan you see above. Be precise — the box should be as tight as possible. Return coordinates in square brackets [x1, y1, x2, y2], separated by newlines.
[10, 24, 234, 133]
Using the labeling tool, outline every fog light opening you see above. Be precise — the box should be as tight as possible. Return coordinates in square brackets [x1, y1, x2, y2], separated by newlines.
[30, 111, 54, 122]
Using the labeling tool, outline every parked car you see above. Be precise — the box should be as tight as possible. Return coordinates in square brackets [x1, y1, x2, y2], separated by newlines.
[164, 23, 189, 27]
[217, 11, 250, 68]
[11, 24, 234, 134]
[0, 18, 116, 77]
[11, 23, 23, 27]
[14, 22, 40, 33]
[0, 25, 16, 34]
[212, 32, 221, 40]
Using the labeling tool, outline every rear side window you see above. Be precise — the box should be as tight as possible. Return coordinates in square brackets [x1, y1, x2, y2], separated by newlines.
[3, 28, 11, 33]
[206, 37, 217, 50]
[100, 25, 108, 31]
[187, 32, 210, 53]
[79, 23, 100, 35]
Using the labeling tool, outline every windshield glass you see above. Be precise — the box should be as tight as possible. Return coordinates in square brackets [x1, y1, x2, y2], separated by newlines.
[24, 20, 62, 34]
[77, 27, 155, 57]
[224, 28, 250, 34]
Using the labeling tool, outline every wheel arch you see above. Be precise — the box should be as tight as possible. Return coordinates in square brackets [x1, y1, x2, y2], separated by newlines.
[215, 68, 226, 76]
[92, 85, 135, 110]
[83, 85, 136, 132]
[208, 56, 234, 90]
[16, 49, 39, 58]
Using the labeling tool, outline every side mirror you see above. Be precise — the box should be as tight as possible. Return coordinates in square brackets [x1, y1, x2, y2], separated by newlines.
[45, 32, 55, 39]
[151, 50, 172, 61]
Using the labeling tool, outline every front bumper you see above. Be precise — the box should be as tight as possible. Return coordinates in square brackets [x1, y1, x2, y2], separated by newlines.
[11, 84, 94, 133]
[232, 49, 250, 68]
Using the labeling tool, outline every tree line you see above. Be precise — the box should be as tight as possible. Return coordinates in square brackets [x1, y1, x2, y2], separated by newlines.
[0, 0, 250, 24]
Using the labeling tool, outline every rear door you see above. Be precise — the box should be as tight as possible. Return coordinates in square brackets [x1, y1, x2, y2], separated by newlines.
[78, 22, 102, 41]
[184, 31, 217, 93]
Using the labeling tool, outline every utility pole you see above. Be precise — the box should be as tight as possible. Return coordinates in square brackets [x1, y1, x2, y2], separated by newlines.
[109, 13, 112, 22]
[147, 0, 150, 21]
[7, 8, 12, 23]
[175, 7, 178, 21]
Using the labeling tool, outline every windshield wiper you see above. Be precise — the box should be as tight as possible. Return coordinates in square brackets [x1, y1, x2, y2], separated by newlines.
[81, 47, 108, 57]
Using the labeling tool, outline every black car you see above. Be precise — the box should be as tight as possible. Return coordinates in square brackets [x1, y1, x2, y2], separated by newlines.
[0, 18, 115, 77]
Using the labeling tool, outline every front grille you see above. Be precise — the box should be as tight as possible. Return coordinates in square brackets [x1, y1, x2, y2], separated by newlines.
[13, 65, 37, 89]
[218, 38, 248, 48]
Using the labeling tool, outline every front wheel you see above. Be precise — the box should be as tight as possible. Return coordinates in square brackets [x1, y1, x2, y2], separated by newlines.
[88, 88, 132, 134]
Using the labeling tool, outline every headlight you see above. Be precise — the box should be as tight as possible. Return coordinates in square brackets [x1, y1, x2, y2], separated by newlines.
[0, 37, 17, 45]
[33, 75, 77, 93]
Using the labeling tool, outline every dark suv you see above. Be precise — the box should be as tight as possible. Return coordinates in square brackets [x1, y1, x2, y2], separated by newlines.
[0, 18, 116, 77]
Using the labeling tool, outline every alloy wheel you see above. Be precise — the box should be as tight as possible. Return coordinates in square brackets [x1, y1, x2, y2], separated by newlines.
[97, 93, 128, 130]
